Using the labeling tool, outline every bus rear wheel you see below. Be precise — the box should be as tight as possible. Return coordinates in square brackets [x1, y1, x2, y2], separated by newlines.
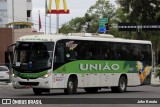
[111, 76, 127, 93]
[64, 77, 77, 94]
[84, 88, 98, 93]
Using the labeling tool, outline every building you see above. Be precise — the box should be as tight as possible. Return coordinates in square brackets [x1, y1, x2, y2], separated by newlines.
[0, 28, 12, 66]
[0, 28, 43, 65]
[0, 0, 32, 28]
[0, 0, 44, 65]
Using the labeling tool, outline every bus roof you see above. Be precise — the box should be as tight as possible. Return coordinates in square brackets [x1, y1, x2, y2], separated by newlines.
[17, 34, 151, 44]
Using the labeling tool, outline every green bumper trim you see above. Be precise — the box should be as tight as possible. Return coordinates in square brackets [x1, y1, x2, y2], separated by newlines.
[14, 71, 48, 79]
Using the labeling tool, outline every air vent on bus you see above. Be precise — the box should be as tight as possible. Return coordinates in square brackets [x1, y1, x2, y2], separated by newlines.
[68, 33, 114, 38]
[19, 82, 39, 86]
[96, 34, 115, 38]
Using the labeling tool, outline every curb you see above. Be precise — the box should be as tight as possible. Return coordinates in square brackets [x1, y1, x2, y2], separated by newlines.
[0, 82, 8, 85]
[150, 84, 160, 87]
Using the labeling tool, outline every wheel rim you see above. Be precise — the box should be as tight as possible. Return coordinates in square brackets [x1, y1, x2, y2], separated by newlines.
[68, 81, 73, 91]
[120, 79, 126, 90]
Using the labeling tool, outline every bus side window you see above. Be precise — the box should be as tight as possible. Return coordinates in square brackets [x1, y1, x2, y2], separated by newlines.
[54, 43, 65, 63]
[85, 51, 92, 59]
[58, 47, 65, 62]
[140, 44, 151, 62]
[66, 50, 77, 61]
[114, 43, 121, 60]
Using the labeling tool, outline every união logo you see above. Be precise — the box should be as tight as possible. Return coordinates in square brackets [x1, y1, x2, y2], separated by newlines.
[80, 63, 120, 71]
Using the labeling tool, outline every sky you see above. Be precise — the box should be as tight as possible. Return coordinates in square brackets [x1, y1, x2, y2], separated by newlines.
[32, 0, 116, 33]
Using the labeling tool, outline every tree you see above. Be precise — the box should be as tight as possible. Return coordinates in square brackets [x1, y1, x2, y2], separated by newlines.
[86, 0, 116, 32]
[59, 24, 75, 34]
[59, 0, 115, 33]
[87, 0, 115, 19]
[154, 64, 160, 80]
[117, 0, 160, 65]
[117, 0, 160, 24]
[59, 17, 86, 34]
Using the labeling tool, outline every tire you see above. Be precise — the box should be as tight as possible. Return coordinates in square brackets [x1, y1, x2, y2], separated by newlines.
[118, 76, 127, 93]
[84, 88, 98, 93]
[33, 88, 42, 95]
[111, 76, 127, 93]
[111, 87, 117, 93]
[33, 88, 50, 95]
[64, 77, 78, 94]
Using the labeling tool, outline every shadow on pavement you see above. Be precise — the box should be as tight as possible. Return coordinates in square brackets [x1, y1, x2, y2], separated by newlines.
[15, 89, 147, 97]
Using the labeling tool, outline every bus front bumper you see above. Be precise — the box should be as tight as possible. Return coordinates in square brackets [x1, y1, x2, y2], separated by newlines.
[11, 76, 52, 89]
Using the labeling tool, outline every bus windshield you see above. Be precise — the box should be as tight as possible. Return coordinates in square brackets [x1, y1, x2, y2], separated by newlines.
[13, 42, 54, 72]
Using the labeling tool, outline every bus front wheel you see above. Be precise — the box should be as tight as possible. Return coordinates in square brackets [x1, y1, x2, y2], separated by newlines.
[64, 77, 78, 94]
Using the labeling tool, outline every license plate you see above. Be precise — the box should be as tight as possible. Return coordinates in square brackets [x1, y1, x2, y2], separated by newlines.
[25, 85, 32, 88]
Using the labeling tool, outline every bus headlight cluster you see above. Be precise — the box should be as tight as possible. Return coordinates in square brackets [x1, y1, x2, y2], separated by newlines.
[43, 72, 51, 78]
[12, 73, 17, 78]
[12, 70, 18, 78]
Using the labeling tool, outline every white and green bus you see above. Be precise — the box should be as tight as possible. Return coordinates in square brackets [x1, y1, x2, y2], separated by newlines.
[9, 33, 152, 95]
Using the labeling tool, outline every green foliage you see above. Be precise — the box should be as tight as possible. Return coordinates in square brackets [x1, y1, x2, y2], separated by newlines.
[59, 0, 115, 33]
[87, 0, 115, 19]
[116, 0, 160, 63]
[113, 8, 129, 23]
[59, 24, 75, 34]
[117, 0, 160, 23]
[59, 17, 86, 34]
[154, 64, 160, 79]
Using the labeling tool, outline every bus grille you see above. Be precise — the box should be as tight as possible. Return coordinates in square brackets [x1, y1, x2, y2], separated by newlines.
[18, 82, 39, 86]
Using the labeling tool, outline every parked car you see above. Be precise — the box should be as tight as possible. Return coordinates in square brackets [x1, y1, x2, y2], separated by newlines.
[0, 66, 10, 82]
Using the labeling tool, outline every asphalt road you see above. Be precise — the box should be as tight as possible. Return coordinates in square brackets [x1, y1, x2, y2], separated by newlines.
[0, 83, 160, 107]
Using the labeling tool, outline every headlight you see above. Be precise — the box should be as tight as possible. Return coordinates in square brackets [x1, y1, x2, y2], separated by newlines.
[12, 73, 17, 78]
[43, 72, 51, 78]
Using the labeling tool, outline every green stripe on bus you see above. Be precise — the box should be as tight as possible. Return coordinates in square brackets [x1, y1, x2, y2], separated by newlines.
[14, 71, 48, 79]
[53, 60, 138, 73]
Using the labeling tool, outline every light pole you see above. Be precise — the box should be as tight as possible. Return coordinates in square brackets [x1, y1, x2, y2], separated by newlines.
[0, 18, 2, 27]
[9, 0, 14, 83]
[56, 14, 59, 34]
[50, 13, 51, 34]
[45, 0, 47, 34]
[12, 0, 14, 41]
